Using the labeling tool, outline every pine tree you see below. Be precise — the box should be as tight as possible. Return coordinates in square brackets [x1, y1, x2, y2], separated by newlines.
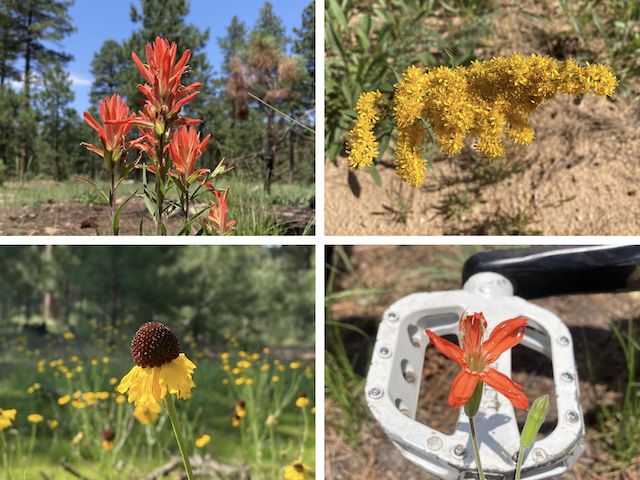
[0, 0, 21, 87]
[9, 0, 75, 179]
[293, 1, 315, 111]
[36, 61, 75, 180]
[89, 40, 129, 106]
[255, 1, 287, 48]
[218, 16, 247, 75]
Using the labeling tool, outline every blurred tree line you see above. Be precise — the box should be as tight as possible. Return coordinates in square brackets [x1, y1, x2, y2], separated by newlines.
[0, 0, 315, 193]
[0, 245, 315, 346]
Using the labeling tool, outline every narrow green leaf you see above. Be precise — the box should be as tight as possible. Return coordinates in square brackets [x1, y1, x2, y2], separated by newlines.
[367, 164, 382, 187]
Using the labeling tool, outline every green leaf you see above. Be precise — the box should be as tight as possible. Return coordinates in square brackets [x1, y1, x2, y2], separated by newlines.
[112, 189, 138, 236]
[75, 176, 109, 205]
[520, 394, 550, 448]
[367, 164, 382, 187]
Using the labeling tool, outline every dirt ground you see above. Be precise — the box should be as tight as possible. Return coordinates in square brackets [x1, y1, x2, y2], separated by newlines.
[0, 197, 314, 235]
[325, 246, 640, 479]
[325, 0, 640, 236]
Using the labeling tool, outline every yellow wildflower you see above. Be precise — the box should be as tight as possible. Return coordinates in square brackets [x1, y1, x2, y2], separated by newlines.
[27, 413, 44, 423]
[133, 402, 162, 425]
[0, 409, 17, 430]
[295, 393, 310, 408]
[48, 419, 58, 429]
[284, 459, 310, 480]
[195, 434, 211, 448]
[117, 322, 196, 406]
[346, 90, 384, 169]
[58, 394, 71, 406]
[347, 53, 618, 187]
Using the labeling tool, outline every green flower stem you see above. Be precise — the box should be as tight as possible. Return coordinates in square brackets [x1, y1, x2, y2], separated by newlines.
[468, 416, 485, 480]
[165, 394, 194, 480]
[0, 429, 8, 470]
[299, 406, 309, 458]
[27, 423, 37, 464]
[515, 445, 526, 480]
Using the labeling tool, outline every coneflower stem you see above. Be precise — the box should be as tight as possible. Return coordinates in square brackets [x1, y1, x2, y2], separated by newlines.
[165, 395, 194, 480]
[468, 416, 485, 480]
[514, 445, 525, 480]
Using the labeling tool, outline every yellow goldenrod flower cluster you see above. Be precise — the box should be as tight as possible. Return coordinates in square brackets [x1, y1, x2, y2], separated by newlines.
[346, 90, 384, 169]
[347, 53, 617, 187]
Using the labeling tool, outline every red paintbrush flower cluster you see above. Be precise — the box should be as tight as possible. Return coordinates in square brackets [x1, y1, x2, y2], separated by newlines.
[81, 36, 234, 234]
[81, 95, 139, 162]
[206, 188, 236, 235]
[168, 126, 211, 184]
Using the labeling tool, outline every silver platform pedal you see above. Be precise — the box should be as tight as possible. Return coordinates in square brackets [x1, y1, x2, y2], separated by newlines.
[365, 272, 585, 480]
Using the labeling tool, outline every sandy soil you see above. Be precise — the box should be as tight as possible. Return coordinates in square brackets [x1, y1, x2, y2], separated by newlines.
[325, 0, 640, 236]
[325, 246, 640, 479]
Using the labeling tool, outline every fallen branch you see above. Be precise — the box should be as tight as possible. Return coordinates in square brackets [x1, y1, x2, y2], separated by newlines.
[59, 461, 94, 480]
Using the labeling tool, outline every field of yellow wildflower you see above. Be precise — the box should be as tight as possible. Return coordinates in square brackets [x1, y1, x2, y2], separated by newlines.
[0, 245, 315, 479]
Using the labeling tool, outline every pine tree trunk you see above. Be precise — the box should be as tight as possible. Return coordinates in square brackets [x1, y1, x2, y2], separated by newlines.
[20, 6, 34, 182]
[263, 111, 276, 194]
[42, 245, 53, 328]
[288, 130, 295, 184]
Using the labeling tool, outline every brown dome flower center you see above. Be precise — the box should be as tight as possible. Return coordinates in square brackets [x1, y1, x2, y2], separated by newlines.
[131, 322, 180, 368]
[102, 429, 115, 442]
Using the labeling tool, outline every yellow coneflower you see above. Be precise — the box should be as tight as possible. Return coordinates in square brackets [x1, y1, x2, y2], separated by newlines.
[234, 400, 247, 418]
[48, 419, 59, 430]
[289, 361, 300, 370]
[63, 331, 75, 341]
[231, 413, 242, 428]
[283, 459, 310, 480]
[119, 322, 196, 479]
[102, 429, 115, 450]
[195, 434, 211, 448]
[0, 408, 16, 430]
[115, 395, 126, 405]
[58, 394, 71, 406]
[109, 377, 118, 385]
[271, 375, 280, 383]
[117, 322, 196, 406]
[295, 393, 310, 409]
[133, 402, 161, 425]
[27, 414, 44, 423]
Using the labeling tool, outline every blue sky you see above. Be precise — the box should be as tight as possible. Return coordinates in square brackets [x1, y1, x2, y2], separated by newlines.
[61, 0, 309, 112]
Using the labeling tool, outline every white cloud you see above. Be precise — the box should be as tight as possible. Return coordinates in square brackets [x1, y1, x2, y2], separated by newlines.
[69, 74, 92, 87]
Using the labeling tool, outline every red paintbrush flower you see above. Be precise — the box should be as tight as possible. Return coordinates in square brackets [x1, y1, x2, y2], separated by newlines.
[131, 37, 203, 126]
[425, 312, 529, 410]
[82, 95, 137, 161]
[168, 126, 211, 183]
[206, 188, 235, 235]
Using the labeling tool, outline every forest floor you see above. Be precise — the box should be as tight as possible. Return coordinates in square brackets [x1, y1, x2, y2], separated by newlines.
[0, 177, 315, 235]
[325, 0, 640, 236]
[325, 246, 640, 479]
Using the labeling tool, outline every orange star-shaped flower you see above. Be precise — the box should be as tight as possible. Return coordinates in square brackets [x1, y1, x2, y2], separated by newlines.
[425, 312, 529, 410]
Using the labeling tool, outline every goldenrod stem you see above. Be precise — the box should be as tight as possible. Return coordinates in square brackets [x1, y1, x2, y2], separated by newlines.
[515, 445, 525, 480]
[469, 416, 485, 480]
[165, 395, 194, 480]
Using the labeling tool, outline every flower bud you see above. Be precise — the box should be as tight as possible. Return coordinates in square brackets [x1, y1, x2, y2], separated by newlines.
[520, 394, 550, 448]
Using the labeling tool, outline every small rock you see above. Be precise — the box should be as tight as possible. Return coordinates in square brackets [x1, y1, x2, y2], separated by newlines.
[80, 216, 98, 229]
